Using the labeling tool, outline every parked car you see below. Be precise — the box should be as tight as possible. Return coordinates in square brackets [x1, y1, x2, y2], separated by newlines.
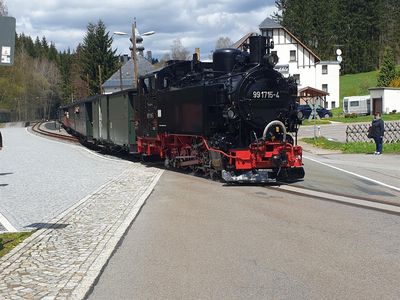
[297, 104, 332, 119]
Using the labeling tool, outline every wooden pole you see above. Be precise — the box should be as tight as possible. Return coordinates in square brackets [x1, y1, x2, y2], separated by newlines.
[131, 19, 138, 88]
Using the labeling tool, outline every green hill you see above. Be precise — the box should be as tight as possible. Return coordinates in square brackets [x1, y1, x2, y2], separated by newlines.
[340, 70, 378, 101]
[340, 66, 400, 101]
[335, 66, 400, 116]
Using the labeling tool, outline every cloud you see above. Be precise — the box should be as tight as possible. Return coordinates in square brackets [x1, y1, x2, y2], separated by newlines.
[6, 0, 277, 59]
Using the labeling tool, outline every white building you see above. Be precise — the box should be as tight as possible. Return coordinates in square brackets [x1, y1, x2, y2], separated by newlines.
[233, 18, 340, 110]
[369, 87, 400, 114]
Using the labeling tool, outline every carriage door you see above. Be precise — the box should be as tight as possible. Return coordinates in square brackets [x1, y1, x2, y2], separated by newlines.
[85, 102, 93, 141]
[143, 76, 158, 138]
[128, 91, 137, 153]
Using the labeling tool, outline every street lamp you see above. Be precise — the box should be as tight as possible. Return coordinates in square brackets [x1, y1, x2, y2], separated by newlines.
[113, 23, 155, 88]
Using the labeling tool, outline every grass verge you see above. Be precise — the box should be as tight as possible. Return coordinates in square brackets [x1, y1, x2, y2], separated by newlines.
[0, 231, 33, 258]
[302, 137, 400, 154]
[301, 119, 331, 126]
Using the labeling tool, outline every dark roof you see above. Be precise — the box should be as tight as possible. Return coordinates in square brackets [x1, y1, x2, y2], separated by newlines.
[233, 17, 321, 63]
[231, 32, 255, 49]
[102, 55, 154, 89]
[259, 17, 283, 29]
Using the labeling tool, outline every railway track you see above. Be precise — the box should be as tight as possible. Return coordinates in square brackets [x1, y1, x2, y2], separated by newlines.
[31, 122, 79, 143]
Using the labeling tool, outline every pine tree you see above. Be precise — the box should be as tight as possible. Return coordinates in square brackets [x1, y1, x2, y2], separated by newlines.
[377, 46, 396, 87]
[79, 20, 118, 95]
[0, 0, 7, 16]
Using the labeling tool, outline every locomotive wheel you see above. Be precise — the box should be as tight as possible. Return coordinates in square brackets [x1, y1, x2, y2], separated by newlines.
[277, 167, 305, 182]
[209, 170, 222, 181]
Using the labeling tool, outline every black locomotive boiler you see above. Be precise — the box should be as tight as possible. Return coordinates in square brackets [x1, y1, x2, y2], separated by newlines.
[135, 34, 304, 182]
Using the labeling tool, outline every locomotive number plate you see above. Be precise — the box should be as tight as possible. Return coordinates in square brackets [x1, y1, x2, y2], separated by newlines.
[252, 91, 280, 99]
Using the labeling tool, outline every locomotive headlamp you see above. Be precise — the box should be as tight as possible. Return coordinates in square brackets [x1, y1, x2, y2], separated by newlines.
[297, 111, 304, 120]
[264, 53, 279, 68]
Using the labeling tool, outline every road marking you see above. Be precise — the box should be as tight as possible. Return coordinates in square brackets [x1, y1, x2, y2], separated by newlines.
[0, 211, 18, 232]
[303, 155, 400, 192]
[273, 185, 400, 214]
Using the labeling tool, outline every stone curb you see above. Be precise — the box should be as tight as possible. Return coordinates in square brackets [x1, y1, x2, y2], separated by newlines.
[74, 169, 164, 300]
[0, 164, 164, 299]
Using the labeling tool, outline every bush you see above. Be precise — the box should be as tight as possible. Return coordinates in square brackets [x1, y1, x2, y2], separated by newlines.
[345, 113, 358, 118]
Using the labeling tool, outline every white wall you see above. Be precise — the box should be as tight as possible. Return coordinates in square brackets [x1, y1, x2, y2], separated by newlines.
[369, 88, 400, 113]
[316, 62, 340, 109]
[263, 28, 340, 110]
[383, 88, 400, 113]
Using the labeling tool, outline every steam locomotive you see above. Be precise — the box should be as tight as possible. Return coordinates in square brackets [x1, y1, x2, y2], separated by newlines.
[61, 34, 304, 183]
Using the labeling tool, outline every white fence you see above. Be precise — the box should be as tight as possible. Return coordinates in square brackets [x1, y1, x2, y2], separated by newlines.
[346, 121, 400, 143]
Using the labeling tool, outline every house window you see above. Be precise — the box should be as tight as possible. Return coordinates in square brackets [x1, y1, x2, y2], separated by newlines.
[262, 29, 273, 38]
[322, 84, 328, 93]
[331, 101, 336, 108]
[293, 74, 300, 85]
[350, 101, 359, 107]
[290, 50, 296, 61]
[322, 65, 328, 74]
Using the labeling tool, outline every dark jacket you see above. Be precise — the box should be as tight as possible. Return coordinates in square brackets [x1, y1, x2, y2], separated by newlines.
[371, 118, 384, 138]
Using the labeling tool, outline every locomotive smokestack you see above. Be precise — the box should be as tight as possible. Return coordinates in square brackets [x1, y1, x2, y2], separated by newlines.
[249, 35, 267, 64]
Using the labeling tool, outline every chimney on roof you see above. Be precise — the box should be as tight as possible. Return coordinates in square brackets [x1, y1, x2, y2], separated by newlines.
[120, 54, 129, 63]
[146, 50, 152, 61]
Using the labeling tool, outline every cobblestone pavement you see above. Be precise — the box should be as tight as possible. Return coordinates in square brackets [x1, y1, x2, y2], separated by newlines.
[0, 164, 163, 300]
[0, 127, 131, 231]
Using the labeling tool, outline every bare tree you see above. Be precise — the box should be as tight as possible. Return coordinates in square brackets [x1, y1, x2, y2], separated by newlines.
[0, 0, 7, 16]
[215, 37, 233, 49]
[170, 39, 190, 60]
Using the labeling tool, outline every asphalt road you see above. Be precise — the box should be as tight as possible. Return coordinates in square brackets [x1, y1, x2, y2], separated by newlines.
[88, 158, 400, 299]
[297, 122, 349, 142]
[296, 153, 400, 204]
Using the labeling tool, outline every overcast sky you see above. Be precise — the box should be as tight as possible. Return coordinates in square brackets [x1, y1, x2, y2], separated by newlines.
[6, 0, 277, 60]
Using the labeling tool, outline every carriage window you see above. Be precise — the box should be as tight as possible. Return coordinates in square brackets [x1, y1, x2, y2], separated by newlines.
[350, 101, 359, 107]
[151, 76, 156, 90]
[142, 78, 149, 94]
[163, 78, 169, 89]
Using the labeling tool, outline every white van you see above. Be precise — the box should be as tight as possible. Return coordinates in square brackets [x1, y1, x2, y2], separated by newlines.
[343, 95, 371, 115]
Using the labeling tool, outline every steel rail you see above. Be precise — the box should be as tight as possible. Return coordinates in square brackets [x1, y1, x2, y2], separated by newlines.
[31, 122, 79, 143]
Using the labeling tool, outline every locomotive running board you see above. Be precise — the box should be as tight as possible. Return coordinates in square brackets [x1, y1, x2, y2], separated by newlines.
[222, 169, 276, 184]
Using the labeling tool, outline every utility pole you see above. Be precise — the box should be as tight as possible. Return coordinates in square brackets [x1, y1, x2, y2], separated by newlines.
[98, 65, 103, 94]
[119, 64, 123, 91]
[131, 19, 138, 88]
[86, 73, 90, 96]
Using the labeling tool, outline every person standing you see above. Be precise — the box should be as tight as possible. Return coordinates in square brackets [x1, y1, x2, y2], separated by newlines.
[371, 112, 384, 155]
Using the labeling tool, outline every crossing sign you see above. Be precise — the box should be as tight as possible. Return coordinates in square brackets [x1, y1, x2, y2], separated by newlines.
[307, 103, 320, 121]
[0, 16, 16, 66]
